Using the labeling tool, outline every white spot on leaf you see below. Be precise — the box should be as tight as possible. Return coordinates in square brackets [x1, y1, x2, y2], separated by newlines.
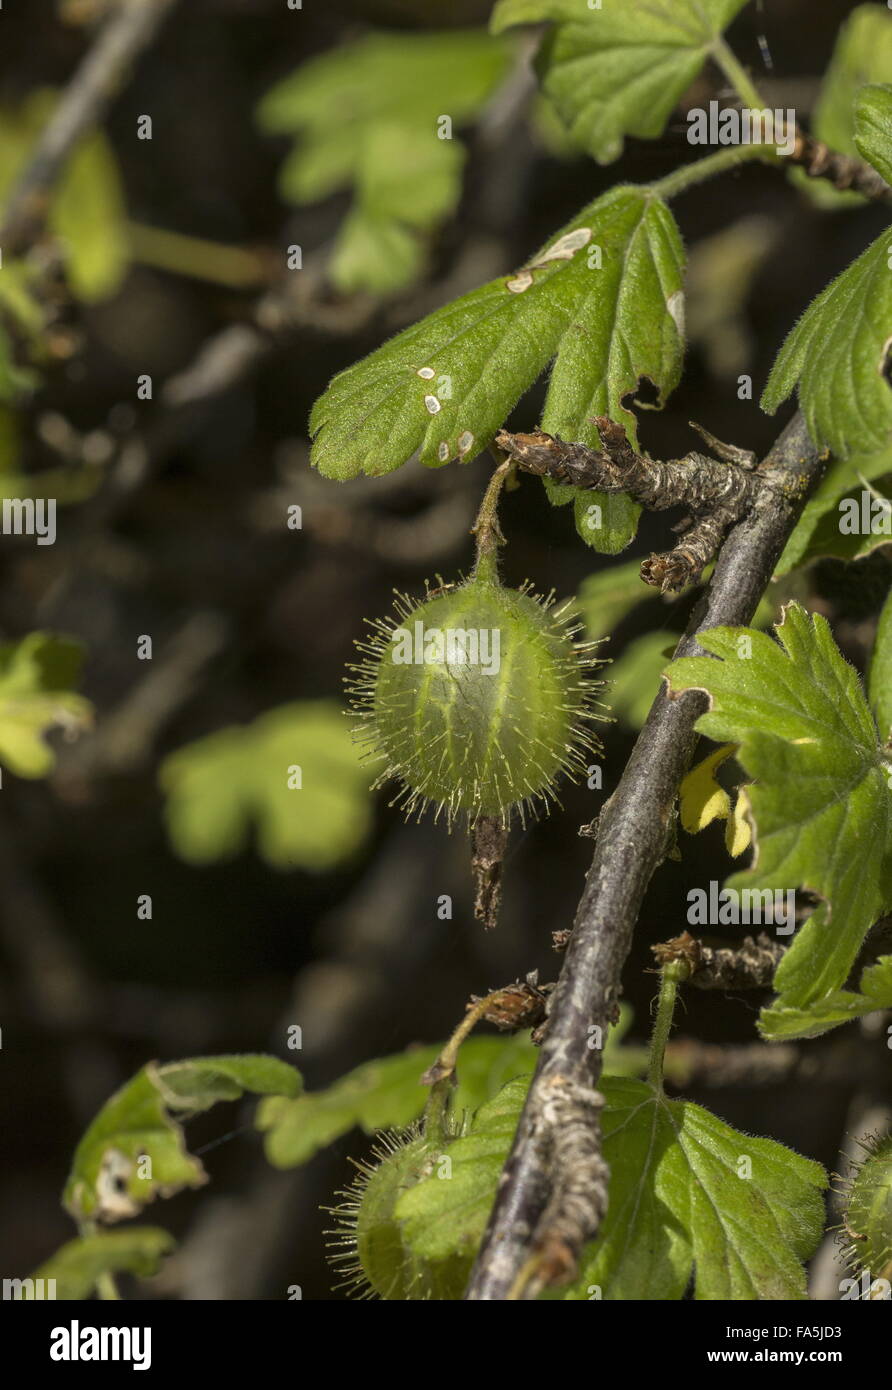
[417, 367, 435, 379]
[506, 271, 533, 294]
[424, 395, 441, 414]
[458, 431, 475, 455]
[535, 227, 592, 265]
[667, 290, 685, 338]
[438, 441, 450, 461]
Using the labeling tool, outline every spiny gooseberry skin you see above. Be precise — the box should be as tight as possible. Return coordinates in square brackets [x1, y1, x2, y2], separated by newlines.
[326, 1130, 472, 1300]
[347, 574, 603, 826]
[841, 1132, 892, 1288]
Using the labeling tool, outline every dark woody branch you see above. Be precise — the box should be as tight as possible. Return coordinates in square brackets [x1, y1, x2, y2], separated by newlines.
[466, 410, 825, 1302]
[495, 417, 769, 592]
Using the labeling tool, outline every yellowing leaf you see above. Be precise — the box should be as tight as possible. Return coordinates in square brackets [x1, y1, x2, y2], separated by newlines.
[678, 744, 752, 856]
[51, 112, 128, 301]
[725, 786, 752, 857]
[0, 91, 127, 303]
[679, 744, 735, 831]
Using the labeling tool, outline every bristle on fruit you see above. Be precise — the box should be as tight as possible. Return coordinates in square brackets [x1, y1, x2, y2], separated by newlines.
[345, 572, 608, 828]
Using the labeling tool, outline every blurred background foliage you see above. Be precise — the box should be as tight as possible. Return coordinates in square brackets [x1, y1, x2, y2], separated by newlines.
[0, 0, 890, 1299]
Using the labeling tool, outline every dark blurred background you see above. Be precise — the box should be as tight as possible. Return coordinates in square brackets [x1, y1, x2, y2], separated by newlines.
[0, 0, 889, 1300]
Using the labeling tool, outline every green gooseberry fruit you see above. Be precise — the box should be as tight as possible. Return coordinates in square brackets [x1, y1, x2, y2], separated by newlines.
[841, 1130, 892, 1292]
[346, 570, 604, 826]
[326, 1128, 473, 1300]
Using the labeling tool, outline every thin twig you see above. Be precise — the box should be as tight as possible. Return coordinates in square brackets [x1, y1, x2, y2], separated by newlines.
[497, 417, 762, 592]
[784, 129, 892, 203]
[465, 410, 826, 1300]
[0, 0, 179, 255]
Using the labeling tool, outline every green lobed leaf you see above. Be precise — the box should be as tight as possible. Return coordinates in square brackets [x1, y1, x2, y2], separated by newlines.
[870, 585, 892, 744]
[0, 632, 92, 778]
[793, 6, 892, 209]
[775, 448, 892, 575]
[159, 700, 374, 872]
[854, 83, 892, 187]
[258, 1019, 643, 1170]
[259, 1038, 538, 1170]
[568, 1077, 826, 1300]
[491, 0, 749, 164]
[665, 603, 892, 1020]
[760, 956, 892, 1040]
[29, 1228, 175, 1300]
[395, 1074, 826, 1300]
[310, 184, 684, 552]
[64, 1054, 301, 1222]
[256, 30, 508, 294]
[761, 227, 892, 459]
